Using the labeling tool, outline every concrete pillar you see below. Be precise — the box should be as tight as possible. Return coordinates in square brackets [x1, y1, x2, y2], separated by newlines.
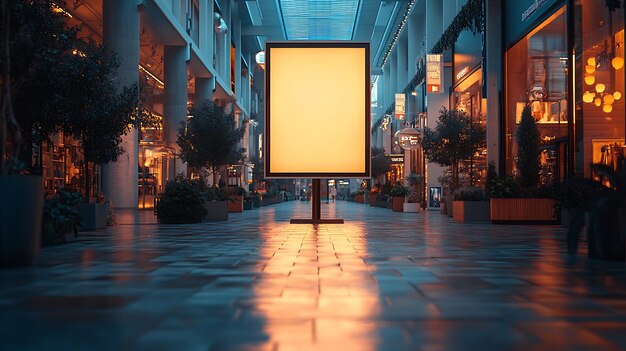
[426, 0, 443, 52]
[390, 52, 397, 100]
[194, 77, 215, 107]
[407, 12, 419, 79]
[485, 0, 502, 172]
[233, 6, 242, 98]
[164, 45, 189, 178]
[199, 0, 214, 60]
[397, 33, 408, 93]
[443, 0, 456, 29]
[102, 0, 139, 209]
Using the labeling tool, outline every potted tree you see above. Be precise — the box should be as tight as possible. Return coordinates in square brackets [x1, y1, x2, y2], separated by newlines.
[489, 105, 556, 223]
[389, 184, 408, 212]
[177, 101, 245, 219]
[155, 175, 207, 223]
[370, 146, 392, 205]
[420, 108, 485, 217]
[42, 189, 83, 245]
[404, 172, 423, 212]
[226, 187, 246, 213]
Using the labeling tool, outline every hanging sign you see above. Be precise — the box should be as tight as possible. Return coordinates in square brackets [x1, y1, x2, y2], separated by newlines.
[397, 128, 420, 150]
[395, 93, 406, 120]
[426, 54, 443, 93]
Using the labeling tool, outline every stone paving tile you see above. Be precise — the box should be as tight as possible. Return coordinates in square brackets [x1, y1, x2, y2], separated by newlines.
[1, 201, 626, 350]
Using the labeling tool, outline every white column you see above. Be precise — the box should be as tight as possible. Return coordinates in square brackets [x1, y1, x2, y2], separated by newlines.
[164, 45, 189, 178]
[194, 77, 215, 107]
[199, 0, 214, 60]
[425, 0, 443, 52]
[102, 0, 139, 209]
[397, 33, 408, 93]
[233, 6, 242, 98]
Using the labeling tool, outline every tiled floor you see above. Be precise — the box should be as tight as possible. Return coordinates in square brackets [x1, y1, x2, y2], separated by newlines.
[2, 201, 626, 350]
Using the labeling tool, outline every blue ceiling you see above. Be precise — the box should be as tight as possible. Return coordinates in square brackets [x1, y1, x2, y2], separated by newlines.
[278, 0, 361, 40]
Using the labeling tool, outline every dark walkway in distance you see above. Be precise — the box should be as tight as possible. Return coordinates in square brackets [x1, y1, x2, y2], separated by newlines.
[1, 201, 626, 350]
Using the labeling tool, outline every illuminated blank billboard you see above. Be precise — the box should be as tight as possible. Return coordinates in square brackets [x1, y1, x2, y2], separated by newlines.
[265, 42, 371, 178]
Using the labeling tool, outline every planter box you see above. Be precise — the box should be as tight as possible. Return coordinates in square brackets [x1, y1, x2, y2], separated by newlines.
[403, 202, 420, 213]
[445, 194, 454, 217]
[77, 202, 110, 231]
[355, 194, 364, 203]
[0, 175, 43, 266]
[369, 193, 378, 206]
[228, 195, 243, 212]
[252, 198, 261, 208]
[392, 196, 404, 212]
[490, 198, 557, 224]
[204, 200, 228, 221]
[453, 201, 490, 222]
[243, 201, 253, 210]
[363, 191, 370, 204]
[374, 199, 389, 208]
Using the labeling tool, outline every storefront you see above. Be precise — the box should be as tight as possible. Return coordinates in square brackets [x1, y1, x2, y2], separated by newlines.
[503, 0, 625, 183]
[453, 29, 487, 186]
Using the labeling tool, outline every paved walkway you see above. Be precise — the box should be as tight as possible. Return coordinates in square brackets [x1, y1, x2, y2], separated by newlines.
[2, 201, 626, 350]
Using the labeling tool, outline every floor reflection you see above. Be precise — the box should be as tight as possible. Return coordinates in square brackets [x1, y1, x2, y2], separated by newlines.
[253, 223, 381, 350]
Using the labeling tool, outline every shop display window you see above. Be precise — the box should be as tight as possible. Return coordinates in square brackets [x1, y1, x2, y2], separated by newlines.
[505, 6, 569, 182]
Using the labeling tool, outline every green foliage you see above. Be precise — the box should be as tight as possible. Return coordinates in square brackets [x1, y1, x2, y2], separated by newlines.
[178, 101, 245, 185]
[487, 176, 522, 198]
[371, 147, 392, 178]
[42, 189, 82, 244]
[206, 186, 229, 201]
[406, 172, 424, 203]
[485, 161, 497, 199]
[389, 184, 409, 197]
[431, 0, 483, 54]
[516, 105, 540, 188]
[156, 175, 207, 224]
[421, 108, 485, 191]
[453, 186, 485, 201]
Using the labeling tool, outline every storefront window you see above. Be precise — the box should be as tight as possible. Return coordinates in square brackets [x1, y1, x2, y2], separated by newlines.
[505, 6, 568, 184]
[578, 0, 625, 178]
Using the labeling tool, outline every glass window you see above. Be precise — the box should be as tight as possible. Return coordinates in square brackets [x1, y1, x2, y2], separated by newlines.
[505, 7, 568, 184]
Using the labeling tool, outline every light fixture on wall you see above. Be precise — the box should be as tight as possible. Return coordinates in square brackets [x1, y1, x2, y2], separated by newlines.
[582, 42, 623, 114]
[214, 12, 228, 34]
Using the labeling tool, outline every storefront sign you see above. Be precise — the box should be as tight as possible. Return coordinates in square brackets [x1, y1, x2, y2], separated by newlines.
[387, 154, 404, 164]
[456, 66, 471, 82]
[522, 0, 549, 22]
[395, 93, 406, 120]
[265, 42, 370, 178]
[397, 128, 421, 151]
[426, 54, 443, 93]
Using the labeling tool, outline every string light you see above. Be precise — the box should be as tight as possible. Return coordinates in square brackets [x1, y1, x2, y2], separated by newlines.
[381, 0, 417, 69]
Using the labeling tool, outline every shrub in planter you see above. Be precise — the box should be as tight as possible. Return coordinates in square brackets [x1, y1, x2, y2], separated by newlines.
[42, 189, 83, 245]
[156, 176, 207, 224]
[454, 186, 484, 201]
[389, 184, 408, 212]
[453, 186, 489, 222]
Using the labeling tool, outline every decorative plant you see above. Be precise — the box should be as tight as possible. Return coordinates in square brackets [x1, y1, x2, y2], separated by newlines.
[487, 175, 522, 198]
[453, 186, 485, 201]
[155, 175, 207, 224]
[406, 172, 424, 203]
[42, 189, 83, 244]
[371, 146, 392, 179]
[421, 108, 485, 193]
[177, 101, 245, 186]
[205, 186, 229, 202]
[389, 184, 409, 197]
[516, 105, 540, 188]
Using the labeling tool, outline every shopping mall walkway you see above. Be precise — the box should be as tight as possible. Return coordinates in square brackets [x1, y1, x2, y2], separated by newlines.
[2, 201, 626, 350]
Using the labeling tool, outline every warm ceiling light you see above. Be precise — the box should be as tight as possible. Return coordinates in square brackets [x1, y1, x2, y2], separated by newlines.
[583, 91, 595, 103]
[595, 83, 606, 93]
[585, 65, 596, 74]
[612, 56, 624, 70]
[594, 97, 602, 106]
[584, 75, 595, 85]
[603, 104, 613, 113]
[614, 91, 622, 100]
[603, 94, 615, 105]
[587, 57, 596, 67]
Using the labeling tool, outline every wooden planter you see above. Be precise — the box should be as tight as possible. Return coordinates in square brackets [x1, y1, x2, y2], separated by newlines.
[369, 193, 378, 206]
[228, 195, 243, 212]
[77, 202, 110, 231]
[490, 198, 557, 224]
[445, 194, 454, 217]
[453, 201, 490, 222]
[204, 201, 229, 221]
[392, 196, 404, 212]
[355, 194, 364, 203]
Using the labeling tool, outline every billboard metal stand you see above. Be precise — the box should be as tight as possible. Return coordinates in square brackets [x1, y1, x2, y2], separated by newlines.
[290, 179, 344, 224]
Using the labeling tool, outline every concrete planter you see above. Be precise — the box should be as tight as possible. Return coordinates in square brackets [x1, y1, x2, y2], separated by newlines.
[355, 194, 364, 203]
[363, 191, 370, 204]
[490, 198, 557, 224]
[0, 175, 43, 266]
[369, 193, 378, 206]
[243, 200, 253, 210]
[392, 196, 404, 212]
[453, 201, 490, 222]
[204, 200, 228, 221]
[445, 194, 454, 217]
[403, 202, 420, 213]
[77, 202, 109, 231]
[228, 195, 243, 212]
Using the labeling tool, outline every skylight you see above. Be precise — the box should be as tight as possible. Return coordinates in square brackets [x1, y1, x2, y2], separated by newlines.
[279, 0, 361, 40]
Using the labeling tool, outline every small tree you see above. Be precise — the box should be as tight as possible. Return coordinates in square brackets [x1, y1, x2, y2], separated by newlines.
[371, 147, 392, 182]
[61, 43, 138, 201]
[516, 105, 540, 187]
[177, 101, 245, 186]
[420, 108, 485, 191]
